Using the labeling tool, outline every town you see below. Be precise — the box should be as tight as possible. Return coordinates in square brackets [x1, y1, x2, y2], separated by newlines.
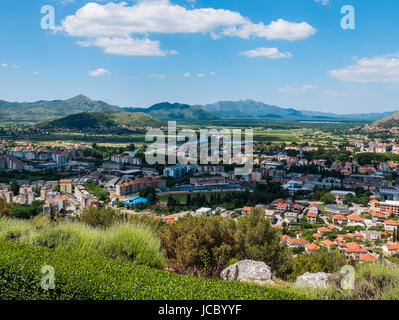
[2, 124, 399, 266]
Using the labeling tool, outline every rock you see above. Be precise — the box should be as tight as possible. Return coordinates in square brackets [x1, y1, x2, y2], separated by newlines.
[220, 260, 273, 285]
[296, 272, 331, 289]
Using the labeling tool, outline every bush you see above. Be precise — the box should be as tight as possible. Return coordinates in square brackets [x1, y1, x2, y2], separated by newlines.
[160, 214, 235, 276]
[160, 208, 294, 279]
[0, 240, 311, 300]
[290, 249, 347, 281]
[0, 217, 165, 269]
[234, 208, 294, 279]
[79, 207, 127, 229]
[329, 262, 399, 300]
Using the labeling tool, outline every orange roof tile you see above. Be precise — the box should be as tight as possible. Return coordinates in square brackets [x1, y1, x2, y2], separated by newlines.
[359, 254, 376, 262]
[385, 220, 398, 226]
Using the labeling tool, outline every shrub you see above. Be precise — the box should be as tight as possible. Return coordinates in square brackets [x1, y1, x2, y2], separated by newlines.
[290, 249, 347, 281]
[0, 217, 165, 270]
[0, 240, 311, 300]
[79, 207, 127, 229]
[160, 214, 235, 276]
[234, 208, 294, 279]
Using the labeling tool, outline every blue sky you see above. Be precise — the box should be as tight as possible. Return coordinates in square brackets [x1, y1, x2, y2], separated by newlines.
[0, 0, 398, 114]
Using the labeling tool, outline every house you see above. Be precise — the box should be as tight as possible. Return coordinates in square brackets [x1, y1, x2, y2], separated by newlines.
[341, 242, 368, 258]
[90, 172, 105, 183]
[361, 230, 381, 241]
[348, 214, 364, 225]
[305, 242, 320, 253]
[359, 254, 377, 263]
[319, 239, 336, 249]
[292, 203, 304, 212]
[286, 238, 307, 248]
[331, 190, 356, 203]
[332, 214, 348, 226]
[372, 212, 387, 223]
[326, 204, 350, 215]
[196, 207, 212, 216]
[242, 206, 253, 214]
[318, 226, 332, 234]
[285, 212, 298, 224]
[384, 220, 398, 232]
[60, 179, 73, 194]
[383, 243, 399, 255]
[313, 233, 322, 239]
[308, 203, 320, 214]
[306, 212, 317, 224]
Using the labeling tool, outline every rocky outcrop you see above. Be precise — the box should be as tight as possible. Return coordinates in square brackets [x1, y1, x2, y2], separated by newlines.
[220, 260, 273, 285]
[296, 272, 331, 289]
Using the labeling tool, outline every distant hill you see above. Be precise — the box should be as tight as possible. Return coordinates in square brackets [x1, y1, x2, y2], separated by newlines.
[124, 102, 220, 121]
[0, 94, 393, 122]
[200, 100, 393, 121]
[370, 110, 399, 128]
[200, 100, 301, 119]
[0, 95, 121, 121]
[40, 111, 165, 130]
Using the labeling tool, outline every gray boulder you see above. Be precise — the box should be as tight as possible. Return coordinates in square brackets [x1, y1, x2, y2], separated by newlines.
[296, 272, 331, 289]
[220, 260, 273, 285]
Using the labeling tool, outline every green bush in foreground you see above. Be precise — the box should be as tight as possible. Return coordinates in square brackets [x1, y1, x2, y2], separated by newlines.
[0, 240, 312, 300]
[0, 217, 165, 269]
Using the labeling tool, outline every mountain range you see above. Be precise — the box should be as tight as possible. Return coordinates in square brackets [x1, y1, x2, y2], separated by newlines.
[125, 102, 219, 121]
[199, 100, 394, 121]
[370, 110, 399, 128]
[40, 111, 165, 130]
[0, 95, 395, 123]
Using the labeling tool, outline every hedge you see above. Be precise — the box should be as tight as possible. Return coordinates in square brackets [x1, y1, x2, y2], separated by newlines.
[0, 240, 310, 300]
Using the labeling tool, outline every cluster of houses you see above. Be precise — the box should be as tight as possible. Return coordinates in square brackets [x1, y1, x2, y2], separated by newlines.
[265, 194, 399, 262]
[0, 142, 86, 171]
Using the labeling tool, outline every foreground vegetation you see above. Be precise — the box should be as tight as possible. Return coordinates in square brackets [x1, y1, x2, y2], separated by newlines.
[0, 217, 165, 269]
[0, 240, 313, 300]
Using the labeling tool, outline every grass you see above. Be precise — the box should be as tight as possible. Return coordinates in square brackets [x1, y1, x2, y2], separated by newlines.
[0, 240, 321, 300]
[0, 217, 165, 269]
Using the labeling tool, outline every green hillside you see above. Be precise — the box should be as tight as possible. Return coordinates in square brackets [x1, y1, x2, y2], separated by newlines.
[0, 240, 311, 300]
[370, 109, 399, 128]
[125, 102, 219, 121]
[0, 95, 121, 121]
[40, 111, 165, 130]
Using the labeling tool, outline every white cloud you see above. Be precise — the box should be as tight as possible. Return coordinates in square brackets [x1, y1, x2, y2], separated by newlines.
[89, 68, 110, 76]
[33, 72, 39, 75]
[221, 18, 316, 41]
[315, 0, 329, 5]
[59, 1, 316, 56]
[148, 73, 166, 79]
[210, 71, 216, 76]
[184, 72, 191, 77]
[240, 47, 292, 59]
[78, 37, 169, 56]
[278, 85, 317, 94]
[12, 64, 20, 68]
[1, 64, 8, 67]
[197, 73, 206, 78]
[328, 52, 399, 83]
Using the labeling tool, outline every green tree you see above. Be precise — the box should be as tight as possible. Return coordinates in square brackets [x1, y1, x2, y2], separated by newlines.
[0, 198, 11, 218]
[320, 193, 336, 204]
[234, 208, 294, 279]
[80, 207, 126, 229]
